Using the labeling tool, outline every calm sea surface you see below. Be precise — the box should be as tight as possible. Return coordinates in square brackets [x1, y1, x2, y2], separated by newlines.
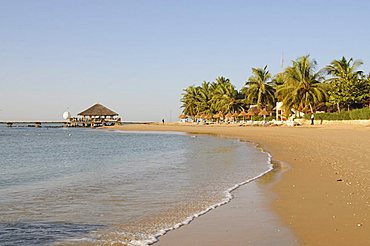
[0, 126, 271, 245]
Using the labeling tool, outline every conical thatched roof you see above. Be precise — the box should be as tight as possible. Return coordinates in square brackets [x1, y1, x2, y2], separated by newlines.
[213, 113, 220, 118]
[239, 111, 248, 117]
[247, 109, 256, 116]
[233, 112, 240, 117]
[225, 112, 233, 118]
[258, 108, 269, 116]
[179, 114, 187, 119]
[78, 103, 118, 117]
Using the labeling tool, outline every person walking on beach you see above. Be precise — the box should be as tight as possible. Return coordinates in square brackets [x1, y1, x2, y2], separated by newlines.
[310, 114, 315, 125]
[162, 119, 165, 124]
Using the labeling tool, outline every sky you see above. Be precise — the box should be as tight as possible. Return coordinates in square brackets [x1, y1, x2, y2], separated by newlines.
[1, 0, 370, 121]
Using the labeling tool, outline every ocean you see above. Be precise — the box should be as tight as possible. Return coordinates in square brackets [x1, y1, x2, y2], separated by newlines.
[0, 125, 272, 245]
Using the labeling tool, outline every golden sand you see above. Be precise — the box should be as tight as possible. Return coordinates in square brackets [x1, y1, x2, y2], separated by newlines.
[106, 123, 370, 245]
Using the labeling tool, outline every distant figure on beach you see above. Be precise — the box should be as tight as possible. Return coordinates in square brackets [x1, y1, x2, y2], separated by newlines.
[318, 115, 323, 125]
[162, 119, 165, 124]
[310, 114, 315, 125]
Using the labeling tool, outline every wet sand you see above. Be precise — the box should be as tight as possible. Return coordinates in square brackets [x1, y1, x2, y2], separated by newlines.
[106, 123, 370, 245]
[156, 164, 297, 246]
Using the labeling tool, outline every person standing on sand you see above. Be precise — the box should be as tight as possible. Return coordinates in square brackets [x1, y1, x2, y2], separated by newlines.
[162, 119, 165, 124]
[310, 114, 315, 125]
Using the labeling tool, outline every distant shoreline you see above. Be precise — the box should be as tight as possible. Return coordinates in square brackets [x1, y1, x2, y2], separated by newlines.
[105, 123, 370, 245]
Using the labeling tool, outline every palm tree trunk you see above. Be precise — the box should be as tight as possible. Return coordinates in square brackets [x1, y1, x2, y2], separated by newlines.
[309, 103, 314, 114]
[337, 103, 341, 113]
[257, 91, 262, 110]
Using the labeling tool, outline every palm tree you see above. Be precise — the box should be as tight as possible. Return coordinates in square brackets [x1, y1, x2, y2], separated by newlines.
[196, 81, 212, 115]
[181, 85, 200, 118]
[277, 55, 327, 114]
[210, 77, 238, 114]
[325, 57, 363, 112]
[242, 66, 275, 110]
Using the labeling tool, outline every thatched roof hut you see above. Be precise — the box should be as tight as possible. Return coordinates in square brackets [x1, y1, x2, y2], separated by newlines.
[78, 103, 118, 117]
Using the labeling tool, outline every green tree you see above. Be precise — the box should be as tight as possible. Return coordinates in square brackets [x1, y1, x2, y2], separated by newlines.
[181, 85, 200, 118]
[359, 73, 370, 108]
[277, 55, 327, 114]
[210, 76, 238, 114]
[196, 81, 213, 115]
[325, 57, 364, 112]
[242, 66, 275, 109]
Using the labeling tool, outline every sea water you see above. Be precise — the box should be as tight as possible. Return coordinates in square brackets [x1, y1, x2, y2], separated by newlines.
[0, 126, 271, 245]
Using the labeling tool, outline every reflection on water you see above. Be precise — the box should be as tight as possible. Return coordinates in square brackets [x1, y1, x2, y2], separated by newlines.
[0, 127, 270, 245]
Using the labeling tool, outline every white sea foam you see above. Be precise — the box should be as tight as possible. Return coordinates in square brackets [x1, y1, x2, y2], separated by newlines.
[128, 146, 274, 246]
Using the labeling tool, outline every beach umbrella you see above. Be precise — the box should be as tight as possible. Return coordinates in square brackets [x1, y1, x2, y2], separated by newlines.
[247, 109, 256, 120]
[212, 113, 221, 123]
[218, 112, 225, 121]
[239, 111, 248, 121]
[225, 113, 233, 123]
[205, 114, 213, 120]
[232, 112, 240, 121]
[247, 109, 256, 115]
[179, 114, 187, 119]
[258, 108, 269, 121]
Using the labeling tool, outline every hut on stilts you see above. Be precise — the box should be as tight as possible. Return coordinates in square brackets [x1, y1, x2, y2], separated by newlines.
[67, 103, 121, 127]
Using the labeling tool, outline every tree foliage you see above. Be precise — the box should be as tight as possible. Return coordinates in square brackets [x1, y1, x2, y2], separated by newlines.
[277, 55, 327, 113]
[325, 57, 365, 111]
[181, 77, 242, 118]
[241, 66, 275, 109]
[181, 55, 370, 119]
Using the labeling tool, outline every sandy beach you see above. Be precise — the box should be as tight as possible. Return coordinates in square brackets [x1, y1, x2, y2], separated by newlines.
[106, 123, 370, 245]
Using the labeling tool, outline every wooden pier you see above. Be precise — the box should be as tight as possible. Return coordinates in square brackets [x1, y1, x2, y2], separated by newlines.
[1, 119, 121, 128]
[1, 121, 66, 128]
[65, 118, 121, 128]
[1, 103, 122, 128]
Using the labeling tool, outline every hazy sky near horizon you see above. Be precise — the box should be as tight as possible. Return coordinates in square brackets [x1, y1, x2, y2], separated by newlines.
[1, 0, 370, 121]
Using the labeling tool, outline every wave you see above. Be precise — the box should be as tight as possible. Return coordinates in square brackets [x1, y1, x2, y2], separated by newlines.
[129, 147, 273, 246]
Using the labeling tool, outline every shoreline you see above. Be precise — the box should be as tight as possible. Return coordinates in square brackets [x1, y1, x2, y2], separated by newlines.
[143, 148, 277, 246]
[105, 123, 370, 245]
[105, 128, 287, 245]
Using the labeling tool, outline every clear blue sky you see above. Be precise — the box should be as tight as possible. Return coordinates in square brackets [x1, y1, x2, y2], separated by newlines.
[1, 0, 370, 121]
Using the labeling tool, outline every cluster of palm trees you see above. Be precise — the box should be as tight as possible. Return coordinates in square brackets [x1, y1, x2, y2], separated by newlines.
[181, 55, 370, 120]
